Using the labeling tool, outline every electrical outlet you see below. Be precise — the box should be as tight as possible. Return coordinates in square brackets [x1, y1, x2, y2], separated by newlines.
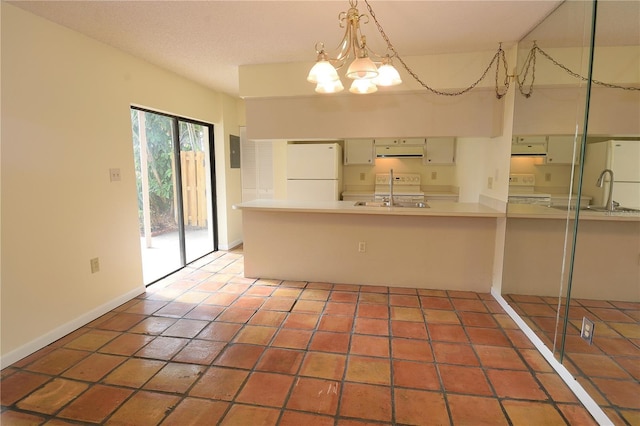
[580, 317, 595, 345]
[109, 168, 121, 182]
[545, 173, 551, 182]
[487, 176, 493, 189]
[90, 257, 100, 274]
[359, 173, 365, 181]
[431, 171, 437, 180]
[358, 242, 366, 253]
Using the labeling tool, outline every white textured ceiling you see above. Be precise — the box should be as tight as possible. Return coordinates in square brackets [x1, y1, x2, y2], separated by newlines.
[8, 0, 574, 96]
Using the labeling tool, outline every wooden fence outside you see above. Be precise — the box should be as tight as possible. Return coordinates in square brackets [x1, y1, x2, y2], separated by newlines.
[176, 151, 208, 227]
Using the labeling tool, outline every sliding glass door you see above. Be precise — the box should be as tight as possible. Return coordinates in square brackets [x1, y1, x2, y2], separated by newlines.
[131, 107, 217, 284]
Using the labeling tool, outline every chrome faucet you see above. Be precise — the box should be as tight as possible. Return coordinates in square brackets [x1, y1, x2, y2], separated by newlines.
[388, 168, 394, 207]
[596, 169, 615, 211]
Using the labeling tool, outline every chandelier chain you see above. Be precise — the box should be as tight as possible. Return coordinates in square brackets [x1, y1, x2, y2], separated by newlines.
[363, 0, 506, 97]
[530, 43, 640, 91]
[516, 44, 537, 97]
[362, 0, 638, 97]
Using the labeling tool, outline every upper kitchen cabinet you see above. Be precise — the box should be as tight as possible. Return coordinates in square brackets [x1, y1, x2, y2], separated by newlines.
[424, 137, 456, 164]
[546, 136, 579, 165]
[344, 139, 375, 165]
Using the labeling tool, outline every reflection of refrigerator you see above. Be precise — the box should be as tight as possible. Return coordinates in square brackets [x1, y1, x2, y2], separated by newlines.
[583, 140, 640, 209]
[286, 143, 342, 201]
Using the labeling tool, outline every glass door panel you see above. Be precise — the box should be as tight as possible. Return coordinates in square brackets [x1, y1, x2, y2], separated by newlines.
[131, 109, 182, 283]
[178, 121, 215, 263]
[131, 108, 216, 285]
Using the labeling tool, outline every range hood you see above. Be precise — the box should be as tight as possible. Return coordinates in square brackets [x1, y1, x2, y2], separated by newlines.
[511, 143, 547, 156]
[375, 145, 424, 158]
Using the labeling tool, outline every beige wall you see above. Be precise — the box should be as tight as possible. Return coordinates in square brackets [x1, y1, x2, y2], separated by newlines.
[512, 46, 640, 137]
[240, 50, 512, 98]
[1, 3, 243, 364]
[244, 90, 504, 140]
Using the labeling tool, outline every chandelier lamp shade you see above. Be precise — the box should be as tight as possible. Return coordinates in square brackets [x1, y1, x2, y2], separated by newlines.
[306, 0, 402, 94]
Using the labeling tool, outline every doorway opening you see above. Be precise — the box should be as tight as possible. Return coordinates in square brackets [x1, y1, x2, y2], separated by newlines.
[130, 107, 218, 285]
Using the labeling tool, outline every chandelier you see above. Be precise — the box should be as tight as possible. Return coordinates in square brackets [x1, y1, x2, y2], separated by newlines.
[307, 0, 640, 97]
[306, 0, 402, 94]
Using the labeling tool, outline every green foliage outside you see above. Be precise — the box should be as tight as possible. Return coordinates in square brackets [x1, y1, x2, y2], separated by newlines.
[130, 109, 205, 234]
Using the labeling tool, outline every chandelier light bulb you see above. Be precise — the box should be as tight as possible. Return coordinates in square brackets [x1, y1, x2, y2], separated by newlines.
[316, 79, 345, 94]
[349, 78, 378, 94]
[374, 63, 402, 86]
[307, 60, 340, 84]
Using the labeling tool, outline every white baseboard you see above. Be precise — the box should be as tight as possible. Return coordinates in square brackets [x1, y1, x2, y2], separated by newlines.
[1, 286, 146, 369]
[491, 288, 613, 426]
[219, 239, 243, 251]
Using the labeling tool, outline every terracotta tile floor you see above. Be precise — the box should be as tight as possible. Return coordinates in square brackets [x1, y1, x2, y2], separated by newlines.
[505, 294, 640, 425]
[1, 249, 605, 425]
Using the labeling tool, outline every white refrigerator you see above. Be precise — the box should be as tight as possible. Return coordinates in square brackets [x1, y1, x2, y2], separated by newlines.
[286, 143, 342, 201]
[583, 140, 640, 209]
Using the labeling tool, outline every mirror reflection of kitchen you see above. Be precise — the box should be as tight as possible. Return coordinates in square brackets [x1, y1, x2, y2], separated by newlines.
[508, 136, 640, 211]
[501, 0, 639, 422]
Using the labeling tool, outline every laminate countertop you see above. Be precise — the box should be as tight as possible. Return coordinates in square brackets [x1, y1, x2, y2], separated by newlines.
[233, 199, 503, 218]
[506, 203, 640, 222]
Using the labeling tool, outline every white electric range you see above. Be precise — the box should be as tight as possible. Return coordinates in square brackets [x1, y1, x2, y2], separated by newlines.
[508, 174, 551, 206]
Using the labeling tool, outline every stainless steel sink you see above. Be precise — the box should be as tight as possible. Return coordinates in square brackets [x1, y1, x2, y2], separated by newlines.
[550, 205, 640, 213]
[587, 206, 640, 213]
[549, 205, 589, 211]
[354, 201, 430, 208]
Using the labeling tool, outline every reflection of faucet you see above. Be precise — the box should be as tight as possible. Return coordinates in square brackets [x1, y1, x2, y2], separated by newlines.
[596, 169, 615, 211]
[389, 168, 394, 207]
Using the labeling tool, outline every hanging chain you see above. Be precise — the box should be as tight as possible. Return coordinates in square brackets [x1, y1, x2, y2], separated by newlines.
[516, 44, 537, 97]
[362, 0, 638, 98]
[528, 42, 640, 91]
[363, 0, 508, 98]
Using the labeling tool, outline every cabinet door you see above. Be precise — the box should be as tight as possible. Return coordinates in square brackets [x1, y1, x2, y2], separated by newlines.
[374, 138, 399, 146]
[425, 138, 455, 164]
[546, 136, 578, 165]
[513, 136, 548, 144]
[344, 139, 375, 165]
[399, 138, 426, 145]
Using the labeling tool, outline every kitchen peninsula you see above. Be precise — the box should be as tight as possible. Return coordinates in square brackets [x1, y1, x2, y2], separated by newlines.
[503, 204, 640, 302]
[234, 200, 503, 291]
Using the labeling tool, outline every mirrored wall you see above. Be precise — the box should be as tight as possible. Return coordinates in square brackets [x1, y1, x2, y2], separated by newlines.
[501, 0, 640, 422]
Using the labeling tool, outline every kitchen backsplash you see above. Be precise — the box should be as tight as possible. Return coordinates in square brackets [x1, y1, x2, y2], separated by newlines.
[509, 156, 575, 194]
[342, 157, 458, 193]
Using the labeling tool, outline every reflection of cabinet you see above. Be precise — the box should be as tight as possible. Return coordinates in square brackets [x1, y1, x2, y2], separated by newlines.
[546, 136, 579, 165]
[344, 139, 374, 165]
[424, 138, 456, 164]
[511, 136, 547, 155]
